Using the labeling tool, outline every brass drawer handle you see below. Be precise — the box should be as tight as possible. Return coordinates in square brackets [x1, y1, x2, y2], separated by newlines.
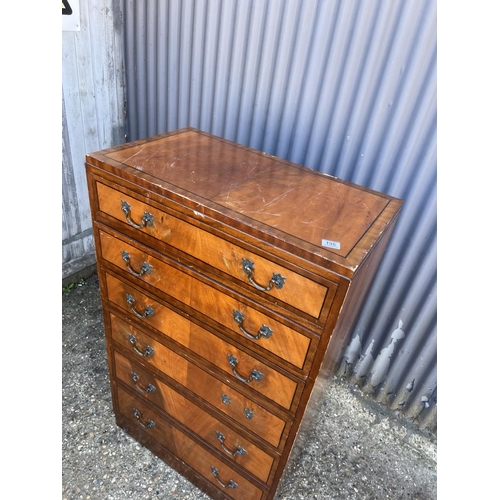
[233, 310, 273, 340]
[211, 466, 238, 489]
[131, 372, 156, 394]
[216, 431, 246, 457]
[133, 408, 155, 429]
[242, 258, 285, 292]
[121, 251, 153, 277]
[128, 334, 155, 357]
[126, 293, 154, 319]
[227, 354, 264, 383]
[121, 200, 154, 229]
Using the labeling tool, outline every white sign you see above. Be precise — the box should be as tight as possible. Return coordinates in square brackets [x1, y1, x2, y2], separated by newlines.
[62, 0, 80, 32]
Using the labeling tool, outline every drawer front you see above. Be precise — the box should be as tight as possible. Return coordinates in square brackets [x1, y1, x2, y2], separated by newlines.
[110, 313, 288, 448]
[114, 351, 277, 484]
[116, 386, 265, 500]
[105, 272, 301, 411]
[96, 180, 328, 318]
[99, 228, 314, 370]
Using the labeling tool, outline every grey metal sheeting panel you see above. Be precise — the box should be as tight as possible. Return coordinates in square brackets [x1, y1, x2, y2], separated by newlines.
[122, 0, 437, 433]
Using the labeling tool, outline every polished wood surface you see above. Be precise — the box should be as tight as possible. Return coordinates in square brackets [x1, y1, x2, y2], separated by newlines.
[86, 127, 402, 500]
[103, 130, 388, 258]
[105, 272, 302, 411]
[98, 226, 314, 370]
[87, 128, 402, 276]
[116, 387, 266, 500]
[114, 351, 277, 484]
[110, 313, 289, 449]
[96, 180, 329, 318]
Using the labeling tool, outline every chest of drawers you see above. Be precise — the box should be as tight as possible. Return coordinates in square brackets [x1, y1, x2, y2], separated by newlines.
[86, 128, 402, 500]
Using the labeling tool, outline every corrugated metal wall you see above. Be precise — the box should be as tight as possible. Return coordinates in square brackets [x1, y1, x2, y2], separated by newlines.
[62, 0, 127, 281]
[121, 0, 437, 433]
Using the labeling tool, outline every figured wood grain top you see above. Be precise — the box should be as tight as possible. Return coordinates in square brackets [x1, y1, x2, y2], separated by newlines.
[86, 128, 402, 276]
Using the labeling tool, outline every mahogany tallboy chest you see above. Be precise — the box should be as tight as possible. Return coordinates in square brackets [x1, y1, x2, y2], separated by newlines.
[86, 128, 402, 500]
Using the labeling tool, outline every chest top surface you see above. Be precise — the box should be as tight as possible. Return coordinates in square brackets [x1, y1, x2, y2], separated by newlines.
[86, 128, 402, 276]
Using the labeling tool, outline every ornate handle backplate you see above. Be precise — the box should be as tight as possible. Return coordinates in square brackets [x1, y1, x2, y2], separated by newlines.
[121, 251, 153, 278]
[121, 200, 154, 229]
[211, 466, 238, 489]
[215, 431, 246, 457]
[133, 408, 155, 429]
[233, 310, 273, 340]
[128, 334, 154, 357]
[242, 258, 285, 292]
[126, 293, 154, 319]
[131, 372, 156, 394]
[227, 354, 264, 383]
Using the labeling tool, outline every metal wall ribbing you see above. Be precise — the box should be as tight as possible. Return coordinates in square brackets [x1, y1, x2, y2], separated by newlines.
[122, 0, 437, 433]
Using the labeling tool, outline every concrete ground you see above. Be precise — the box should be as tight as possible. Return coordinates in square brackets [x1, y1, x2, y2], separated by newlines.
[62, 273, 437, 500]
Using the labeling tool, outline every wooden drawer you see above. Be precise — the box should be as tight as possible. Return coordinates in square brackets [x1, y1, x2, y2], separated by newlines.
[116, 386, 266, 500]
[109, 313, 288, 448]
[105, 272, 302, 410]
[99, 227, 315, 370]
[114, 350, 277, 484]
[96, 180, 328, 318]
